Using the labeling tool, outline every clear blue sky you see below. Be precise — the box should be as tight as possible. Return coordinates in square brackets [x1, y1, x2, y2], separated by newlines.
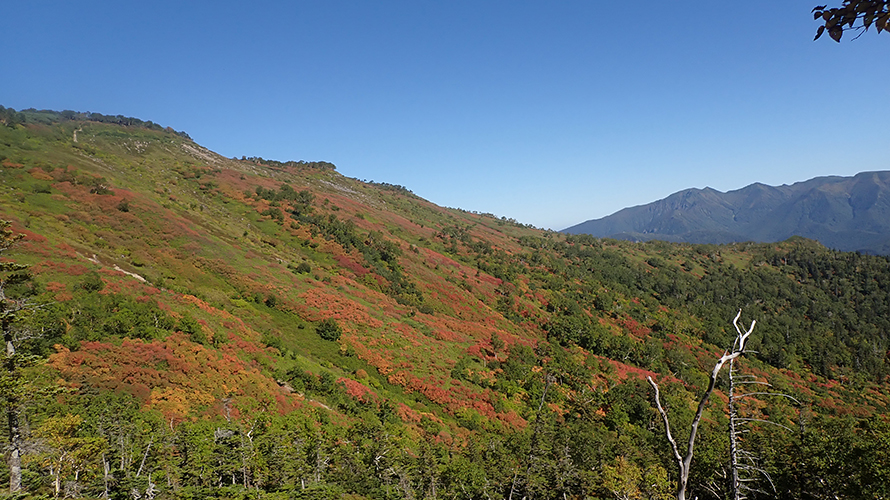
[3, 1, 888, 230]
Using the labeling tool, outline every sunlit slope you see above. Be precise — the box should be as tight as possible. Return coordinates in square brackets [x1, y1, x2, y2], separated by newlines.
[2, 114, 889, 434]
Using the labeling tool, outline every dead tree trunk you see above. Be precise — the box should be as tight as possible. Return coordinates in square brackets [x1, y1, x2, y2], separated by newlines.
[3, 317, 23, 494]
[648, 310, 755, 500]
[727, 356, 798, 500]
[728, 358, 742, 500]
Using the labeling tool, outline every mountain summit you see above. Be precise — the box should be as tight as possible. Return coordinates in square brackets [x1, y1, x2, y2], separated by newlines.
[563, 171, 890, 254]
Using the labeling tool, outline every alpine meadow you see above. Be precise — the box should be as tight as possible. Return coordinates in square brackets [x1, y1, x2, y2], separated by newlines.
[1, 107, 890, 499]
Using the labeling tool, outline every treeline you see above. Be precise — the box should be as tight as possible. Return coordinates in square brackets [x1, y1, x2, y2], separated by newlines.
[240, 157, 337, 171]
[365, 180, 414, 196]
[0, 104, 192, 140]
[0, 105, 26, 127]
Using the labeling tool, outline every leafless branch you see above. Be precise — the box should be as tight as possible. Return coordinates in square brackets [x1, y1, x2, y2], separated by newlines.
[649, 310, 755, 500]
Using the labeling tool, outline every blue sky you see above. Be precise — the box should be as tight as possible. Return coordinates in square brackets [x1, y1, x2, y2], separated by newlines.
[3, 1, 888, 230]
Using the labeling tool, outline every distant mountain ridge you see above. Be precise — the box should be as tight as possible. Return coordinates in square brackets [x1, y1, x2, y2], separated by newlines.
[563, 171, 890, 255]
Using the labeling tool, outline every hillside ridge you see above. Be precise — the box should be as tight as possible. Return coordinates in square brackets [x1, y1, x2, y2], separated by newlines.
[564, 171, 890, 255]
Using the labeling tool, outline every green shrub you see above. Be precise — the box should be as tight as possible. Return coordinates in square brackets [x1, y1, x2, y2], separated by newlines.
[289, 261, 311, 274]
[77, 271, 105, 292]
[316, 318, 342, 341]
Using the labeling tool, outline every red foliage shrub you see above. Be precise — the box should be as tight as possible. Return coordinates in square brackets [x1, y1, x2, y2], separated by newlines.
[618, 316, 651, 338]
[337, 377, 378, 403]
[298, 288, 383, 328]
[15, 228, 48, 243]
[396, 403, 422, 423]
[605, 358, 668, 383]
[334, 254, 369, 277]
[32, 260, 91, 277]
[47, 334, 299, 420]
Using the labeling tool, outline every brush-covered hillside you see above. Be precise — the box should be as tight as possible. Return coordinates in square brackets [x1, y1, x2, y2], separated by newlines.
[2, 107, 890, 499]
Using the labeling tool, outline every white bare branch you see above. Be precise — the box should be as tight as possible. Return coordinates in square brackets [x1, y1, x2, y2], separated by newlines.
[650, 310, 756, 500]
[646, 377, 683, 464]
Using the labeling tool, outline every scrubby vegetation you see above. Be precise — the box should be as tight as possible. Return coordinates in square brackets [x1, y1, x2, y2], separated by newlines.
[1, 106, 890, 499]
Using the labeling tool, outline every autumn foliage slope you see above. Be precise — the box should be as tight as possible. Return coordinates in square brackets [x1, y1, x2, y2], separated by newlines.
[2, 109, 890, 499]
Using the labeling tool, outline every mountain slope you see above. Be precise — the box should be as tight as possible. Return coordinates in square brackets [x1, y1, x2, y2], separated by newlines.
[564, 172, 890, 254]
[3, 108, 890, 499]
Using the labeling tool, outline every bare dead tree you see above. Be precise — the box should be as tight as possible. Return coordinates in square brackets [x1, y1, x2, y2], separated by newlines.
[727, 354, 799, 500]
[728, 358, 744, 500]
[648, 310, 755, 500]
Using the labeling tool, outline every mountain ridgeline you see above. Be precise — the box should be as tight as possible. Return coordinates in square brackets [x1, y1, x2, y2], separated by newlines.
[564, 172, 890, 255]
[2, 107, 890, 499]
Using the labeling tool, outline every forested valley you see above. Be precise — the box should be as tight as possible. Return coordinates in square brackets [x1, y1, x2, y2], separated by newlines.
[2, 108, 889, 499]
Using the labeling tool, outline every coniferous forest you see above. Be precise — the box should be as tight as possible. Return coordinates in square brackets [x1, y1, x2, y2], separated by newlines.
[1, 107, 890, 499]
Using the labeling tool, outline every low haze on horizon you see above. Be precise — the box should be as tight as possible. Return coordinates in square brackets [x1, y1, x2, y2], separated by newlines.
[3, 1, 888, 230]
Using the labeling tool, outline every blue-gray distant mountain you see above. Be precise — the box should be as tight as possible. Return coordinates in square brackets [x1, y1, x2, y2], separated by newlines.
[563, 171, 890, 255]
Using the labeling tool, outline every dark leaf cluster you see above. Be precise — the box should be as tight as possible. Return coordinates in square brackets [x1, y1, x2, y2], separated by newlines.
[813, 1, 890, 41]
